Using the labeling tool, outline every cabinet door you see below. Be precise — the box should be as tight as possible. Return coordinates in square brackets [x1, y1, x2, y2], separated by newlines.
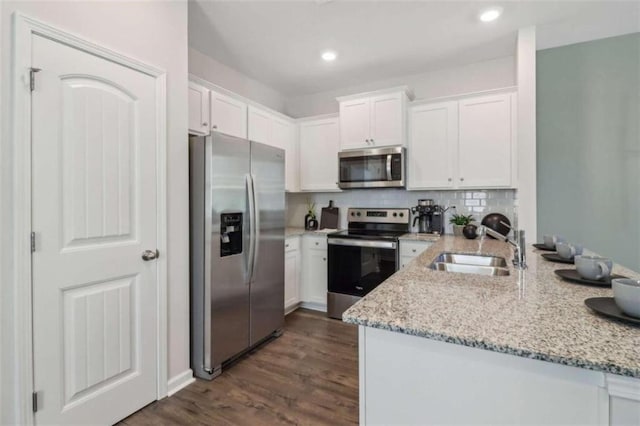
[370, 92, 405, 147]
[458, 93, 514, 188]
[188, 82, 210, 136]
[305, 249, 328, 306]
[285, 249, 300, 311]
[339, 98, 371, 150]
[210, 90, 247, 139]
[248, 105, 272, 145]
[271, 117, 299, 192]
[299, 117, 340, 191]
[408, 102, 457, 189]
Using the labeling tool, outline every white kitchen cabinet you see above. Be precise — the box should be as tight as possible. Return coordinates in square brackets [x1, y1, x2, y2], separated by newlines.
[338, 88, 408, 150]
[399, 240, 433, 269]
[298, 115, 341, 192]
[210, 89, 247, 139]
[188, 81, 210, 136]
[271, 116, 299, 192]
[284, 236, 301, 314]
[408, 101, 457, 189]
[248, 107, 299, 192]
[247, 105, 272, 144]
[407, 91, 516, 190]
[458, 93, 514, 188]
[301, 235, 328, 311]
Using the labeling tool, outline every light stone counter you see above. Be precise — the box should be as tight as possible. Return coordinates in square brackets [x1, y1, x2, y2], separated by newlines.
[343, 235, 640, 378]
[398, 232, 441, 242]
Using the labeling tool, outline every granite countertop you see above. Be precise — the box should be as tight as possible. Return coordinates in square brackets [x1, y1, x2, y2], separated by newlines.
[399, 233, 441, 242]
[343, 235, 640, 378]
[285, 227, 340, 237]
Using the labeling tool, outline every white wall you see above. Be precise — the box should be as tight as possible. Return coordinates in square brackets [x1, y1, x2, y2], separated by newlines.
[0, 2, 190, 423]
[284, 55, 516, 118]
[189, 47, 287, 114]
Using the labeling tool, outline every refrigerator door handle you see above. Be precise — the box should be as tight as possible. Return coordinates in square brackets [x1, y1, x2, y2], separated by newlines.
[251, 174, 260, 282]
[246, 174, 256, 283]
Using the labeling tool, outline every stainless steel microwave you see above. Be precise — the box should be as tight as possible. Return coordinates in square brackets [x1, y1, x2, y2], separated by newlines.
[338, 146, 405, 189]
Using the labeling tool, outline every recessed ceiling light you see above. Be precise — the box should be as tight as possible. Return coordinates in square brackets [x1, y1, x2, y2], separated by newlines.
[479, 7, 503, 23]
[321, 50, 337, 62]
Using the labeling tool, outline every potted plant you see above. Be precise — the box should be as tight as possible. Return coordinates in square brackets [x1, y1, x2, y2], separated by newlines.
[305, 200, 318, 230]
[449, 213, 475, 237]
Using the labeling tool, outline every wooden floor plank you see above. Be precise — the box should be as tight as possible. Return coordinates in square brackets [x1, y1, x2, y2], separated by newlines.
[119, 309, 358, 426]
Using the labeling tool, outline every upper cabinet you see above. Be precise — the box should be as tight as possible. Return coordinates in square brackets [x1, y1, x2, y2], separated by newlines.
[247, 105, 272, 144]
[408, 101, 458, 189]
[457, 93, 514, 188]
[210, 89, 248, 139]
[338, 88, 409, 151]
[408, 91, 516, 190]
[188, 82, 210, 136]
[298, 115, 341, 192]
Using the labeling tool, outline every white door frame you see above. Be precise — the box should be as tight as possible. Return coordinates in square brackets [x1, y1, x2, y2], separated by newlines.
[11, 12, 168, 424]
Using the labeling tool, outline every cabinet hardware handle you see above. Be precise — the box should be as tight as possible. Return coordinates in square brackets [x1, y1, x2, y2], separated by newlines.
[212, 124, 218, 129]
[371, 139, 374, 143]
[412, 249, 416, 252]
[365, 139, 369, 143]
[285, 244, 289, 248]
[460, 177, 464, 181]
[448, 178, 452, 182]
[315, 242, 319, 246]
[323, 257, 326, 261]
[202, 122, 208, 127]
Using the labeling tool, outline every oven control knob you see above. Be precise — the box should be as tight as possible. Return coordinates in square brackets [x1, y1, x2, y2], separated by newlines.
[393, 213, 397, 217]
[399, 213, 404, 217]
[356, 212, 361, 217]
[350, 212, 354, 216]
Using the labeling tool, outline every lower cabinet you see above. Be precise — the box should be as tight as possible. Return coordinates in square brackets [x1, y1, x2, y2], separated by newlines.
[301, 235, 328, 311]
[399, 240, 433, 269]
[284, 236, 301, 314]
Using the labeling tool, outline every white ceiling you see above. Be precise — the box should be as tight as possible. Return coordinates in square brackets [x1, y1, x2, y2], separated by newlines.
[189, 1, 639, 96]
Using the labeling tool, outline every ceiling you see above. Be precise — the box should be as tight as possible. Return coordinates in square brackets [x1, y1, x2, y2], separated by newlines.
[189, 1, 639, 96]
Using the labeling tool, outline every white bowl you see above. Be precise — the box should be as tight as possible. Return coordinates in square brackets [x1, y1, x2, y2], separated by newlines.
[612, 278, 640, 318]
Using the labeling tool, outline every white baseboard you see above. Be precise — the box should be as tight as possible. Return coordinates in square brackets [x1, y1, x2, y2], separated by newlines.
[167, 369, 195, 397]
[300, 301, 327, 312]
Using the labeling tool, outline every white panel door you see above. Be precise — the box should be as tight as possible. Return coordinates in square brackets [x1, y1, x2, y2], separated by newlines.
[188, 81, 210, 136]
[339, 98, 371, 150]
[210, 89, 247, 139]
[248, 105, 272, 145]
[299, 117, 340, 191]
[408, 102, 457, 189]
[370, 92, 404, 147]
[458, 93, 513, 188]
[31, 34, 158, 425]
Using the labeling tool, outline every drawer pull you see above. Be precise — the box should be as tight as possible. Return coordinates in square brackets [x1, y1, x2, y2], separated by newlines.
[412, 249, 417, 253]
[315, 242, 319, 246]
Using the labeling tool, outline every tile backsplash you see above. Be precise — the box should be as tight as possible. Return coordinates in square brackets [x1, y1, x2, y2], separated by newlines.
[287, 189, 517, 233]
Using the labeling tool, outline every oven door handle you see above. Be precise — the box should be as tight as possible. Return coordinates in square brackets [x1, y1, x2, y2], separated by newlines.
[328, 238, 397, 249]
[386, 154, 393, 181]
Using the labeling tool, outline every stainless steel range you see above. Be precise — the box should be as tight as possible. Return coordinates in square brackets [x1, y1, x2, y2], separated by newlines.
[327, 208, 410, 319]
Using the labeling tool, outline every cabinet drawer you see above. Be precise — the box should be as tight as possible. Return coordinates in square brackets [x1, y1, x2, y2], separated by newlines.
[304, 235, 328, 251]
[399, 241, 432, 258]
[285, 236, 300, 252]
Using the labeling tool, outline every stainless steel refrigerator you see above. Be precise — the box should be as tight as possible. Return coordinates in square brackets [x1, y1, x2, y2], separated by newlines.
[189, 132, 285, 380]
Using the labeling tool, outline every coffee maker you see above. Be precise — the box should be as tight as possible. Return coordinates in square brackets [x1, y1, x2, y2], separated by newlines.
[411, 199, 445, 234]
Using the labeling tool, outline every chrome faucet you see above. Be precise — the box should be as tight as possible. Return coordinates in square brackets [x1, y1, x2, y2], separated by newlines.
[478, 222, 527, 269]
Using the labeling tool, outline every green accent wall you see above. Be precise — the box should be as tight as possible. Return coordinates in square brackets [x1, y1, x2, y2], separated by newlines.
[537, 33, 640, 270]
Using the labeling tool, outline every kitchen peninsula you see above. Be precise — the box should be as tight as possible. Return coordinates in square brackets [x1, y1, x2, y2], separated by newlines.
[343, 236, 640, 425]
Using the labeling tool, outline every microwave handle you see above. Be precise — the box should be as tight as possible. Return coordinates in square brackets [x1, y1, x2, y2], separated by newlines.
[386, 154, 393, 181]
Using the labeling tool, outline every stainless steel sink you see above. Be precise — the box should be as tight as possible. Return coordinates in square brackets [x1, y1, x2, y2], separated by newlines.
[430, 262, 510, 276]
[433, 252, 508, 267]
[429, 252, 510, 276]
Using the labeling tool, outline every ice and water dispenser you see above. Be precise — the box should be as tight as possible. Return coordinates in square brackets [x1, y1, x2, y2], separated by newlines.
[220, 212, 243, 257]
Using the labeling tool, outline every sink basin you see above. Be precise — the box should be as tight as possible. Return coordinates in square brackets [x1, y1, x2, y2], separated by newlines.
[433, 252, 508, 267]
[430, 262, 511, 276]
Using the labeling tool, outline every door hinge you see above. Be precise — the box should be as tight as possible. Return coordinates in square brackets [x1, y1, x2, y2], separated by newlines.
[31, 232, 36, 253]
[29, 67, 41, 92]
[32, 391, 40, 413]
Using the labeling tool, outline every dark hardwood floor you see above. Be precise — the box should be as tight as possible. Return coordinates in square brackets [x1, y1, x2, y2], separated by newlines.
[119, 309, 359, 426]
